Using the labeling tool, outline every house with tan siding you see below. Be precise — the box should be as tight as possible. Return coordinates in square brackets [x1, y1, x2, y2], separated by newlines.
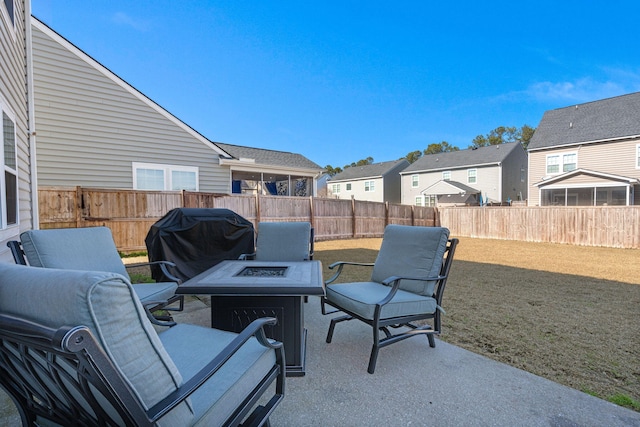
[0, 0, 37, 262]
[400, 142, 528, 206]
[327, 159, 408, 203]
[527, 92, 640, 206]
[31, 18, 322, 196]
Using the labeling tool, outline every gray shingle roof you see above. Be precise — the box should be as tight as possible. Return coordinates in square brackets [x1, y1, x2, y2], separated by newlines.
[329, 159, 409, 181]
[401, 142, 523, 173]
[528, 92, 640, 151]
[215, 142, 322, 170]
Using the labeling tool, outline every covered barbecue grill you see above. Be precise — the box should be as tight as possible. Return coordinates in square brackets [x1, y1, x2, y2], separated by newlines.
[145, 208, 255, 282]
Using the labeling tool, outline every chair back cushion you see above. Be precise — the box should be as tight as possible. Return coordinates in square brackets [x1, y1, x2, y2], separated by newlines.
[20, 227, 129, 279]
[255, 222, 312, 261]
[371, 225, 450, 296]
[0, 263, 193, 425]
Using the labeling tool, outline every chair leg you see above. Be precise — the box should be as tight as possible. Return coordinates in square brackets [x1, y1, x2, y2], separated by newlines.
[368, 344, 380, 374]
[326, 315, 351, 343]
[427, 333, 436, 348]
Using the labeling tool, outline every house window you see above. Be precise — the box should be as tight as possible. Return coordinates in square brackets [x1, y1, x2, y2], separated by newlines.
[331, 183, 340, 194]
[1, 109, 17, 227]
[636, 144, 640, 168]
[521, 168, 526, 183]
[2, 0, 14, 26]
[415, 196, 423, 206]
[425, 195, 437, 207]
[546, 155, 559, 174]
[467, 169, 477, 184]
[132, 162, 198, 191]
[411, 175, 419, 188]
[442, 171, 451, 181]
[563, 153, 577, 172]
[346, 183, 352, 191]
[364, 180, 375, 192]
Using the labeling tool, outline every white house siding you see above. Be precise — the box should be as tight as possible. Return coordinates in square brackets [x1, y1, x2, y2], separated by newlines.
[402, 165, 502, 205]
[0, 0, 34, 262]
[331, 176, 385, 202]
[528, 138, 640, 206]
[31, 21, 228, 192]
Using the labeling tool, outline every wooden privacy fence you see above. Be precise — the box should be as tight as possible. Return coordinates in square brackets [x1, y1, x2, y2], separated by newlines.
[439, 206, 640, 249]
[38, 187, 437, 251]
[38, 187, 640, 251]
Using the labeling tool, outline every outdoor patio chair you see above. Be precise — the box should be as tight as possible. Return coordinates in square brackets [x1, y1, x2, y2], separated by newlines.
[7, 227, 183, 325]
[321, 224, 458, 373]
[240, 221, 314, 261]
[0, 263, 285, 426]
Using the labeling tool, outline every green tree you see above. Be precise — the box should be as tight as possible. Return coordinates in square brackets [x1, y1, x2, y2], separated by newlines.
[471, 125, 535, 149]
[424, 141, 459, 155]
[404, 150, 423, 163]
[344, 157, 374, 169]
[324, 165, 343, 176]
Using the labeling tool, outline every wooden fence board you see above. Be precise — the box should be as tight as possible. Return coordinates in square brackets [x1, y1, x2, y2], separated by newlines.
[37, 187, 640, 251]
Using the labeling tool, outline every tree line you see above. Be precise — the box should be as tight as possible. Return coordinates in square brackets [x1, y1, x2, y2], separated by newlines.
[325, 124, 535, 176]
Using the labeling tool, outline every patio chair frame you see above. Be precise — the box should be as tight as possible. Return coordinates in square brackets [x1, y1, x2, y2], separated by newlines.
[321, 237, 458, 374]
[0, 313, 285, 426]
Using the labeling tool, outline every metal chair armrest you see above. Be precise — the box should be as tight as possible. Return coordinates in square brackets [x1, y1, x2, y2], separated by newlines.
[325, 261, 375, 285]
[125, 261, 182, 284]
[146, 317, 284, 421]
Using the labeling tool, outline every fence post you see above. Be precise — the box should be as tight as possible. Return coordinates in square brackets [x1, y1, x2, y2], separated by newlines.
[351, 196, 356, 238]
[385, 202, 389, 227]
[75, 186, 82, 228]
[255, 193, 261, 224]
[309, 196, 315, 230]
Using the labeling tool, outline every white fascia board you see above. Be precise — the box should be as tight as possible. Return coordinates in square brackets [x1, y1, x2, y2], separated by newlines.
[221, 158, 321, 176]
[528, 135, 640, 153]
[400, 161, 500, 175]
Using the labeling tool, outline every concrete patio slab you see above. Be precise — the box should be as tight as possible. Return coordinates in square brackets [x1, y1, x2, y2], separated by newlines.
[2, 295, 638, 426]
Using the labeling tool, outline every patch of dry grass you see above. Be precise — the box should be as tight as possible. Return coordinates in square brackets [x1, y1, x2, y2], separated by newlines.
[314, 237, 640, 409]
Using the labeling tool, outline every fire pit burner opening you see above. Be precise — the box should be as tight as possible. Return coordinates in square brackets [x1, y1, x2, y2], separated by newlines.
[236, 266, 288, 277]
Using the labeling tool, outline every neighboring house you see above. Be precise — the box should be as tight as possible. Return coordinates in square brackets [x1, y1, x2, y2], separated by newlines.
[31, 18, 321, 196]
[327, 159, 409, 203]
[400, 142, 528, 206]
[216, 143, 322, 196]
[528, 92, 640, 206]
[1, 0, 38, 262]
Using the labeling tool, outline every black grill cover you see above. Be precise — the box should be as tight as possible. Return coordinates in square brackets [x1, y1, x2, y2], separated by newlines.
[145, 208, 255, 282]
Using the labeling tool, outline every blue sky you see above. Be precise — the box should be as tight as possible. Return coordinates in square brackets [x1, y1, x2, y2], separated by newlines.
[31, 1, 640, 169]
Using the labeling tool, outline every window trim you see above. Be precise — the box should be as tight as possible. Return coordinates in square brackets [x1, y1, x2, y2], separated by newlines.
[636, 144, 640, 169]
[411, 174, 419, 188]
[0, 100, 18, 230]
[1, 0, 15, 31]
[345, 183, 352, 191]
[547, 152, 577, 175]
[467, 168, 477, 184]
[132, 162, 199, 191]
[331, 183, 340, 194]
[442, 171, 451, 181]
[364, 180, 375, 192]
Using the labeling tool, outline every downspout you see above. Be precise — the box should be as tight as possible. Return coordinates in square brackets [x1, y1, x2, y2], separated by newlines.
[25, 8, 39, 229]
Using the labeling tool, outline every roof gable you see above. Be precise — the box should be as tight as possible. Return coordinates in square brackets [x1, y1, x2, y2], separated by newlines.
[421, 180, 480, 195]
[528, 92, 640, 151]
[534, 168, 640, 187]
[31, 17, 228, 157]
[401, 142, 522, 173]
[329, 159, 409, 181]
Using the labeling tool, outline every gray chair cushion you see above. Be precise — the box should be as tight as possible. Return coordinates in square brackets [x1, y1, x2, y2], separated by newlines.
[20, 227, 178, 306]
[159, 324, 277, 426]
[371, 225, 449, 296]
[20, 227, 129, 277]
[255, 222, 312, 261]
[325, 281, 438, 320]
[0, 264, 193, 425]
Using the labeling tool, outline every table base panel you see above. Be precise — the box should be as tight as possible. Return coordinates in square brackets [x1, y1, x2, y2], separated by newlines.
[210, 295, 306, 376]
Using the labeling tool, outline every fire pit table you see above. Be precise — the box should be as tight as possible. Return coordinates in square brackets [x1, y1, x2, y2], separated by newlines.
[177, 260, 324, 376]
